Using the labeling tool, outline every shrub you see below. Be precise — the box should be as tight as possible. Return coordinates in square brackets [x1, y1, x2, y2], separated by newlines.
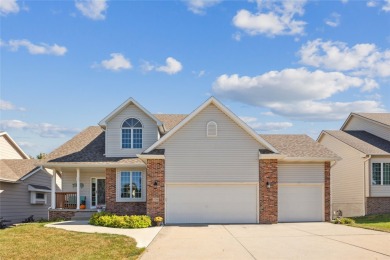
[89, 213, 151, 229]
[333, 217, 355, 225]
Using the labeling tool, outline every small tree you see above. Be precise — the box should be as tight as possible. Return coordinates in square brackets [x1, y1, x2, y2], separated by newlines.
[36, 153, 47, 160]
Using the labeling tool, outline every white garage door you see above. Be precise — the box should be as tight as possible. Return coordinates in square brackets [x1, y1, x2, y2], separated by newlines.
[278, 163, 325, 222]
[166, 184, 257, 224]
[278, 184, 324, 222]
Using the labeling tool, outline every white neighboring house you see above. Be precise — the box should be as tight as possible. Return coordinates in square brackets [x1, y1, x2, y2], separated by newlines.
[318, 113, 390, 217]
[0, 132, 53, 224]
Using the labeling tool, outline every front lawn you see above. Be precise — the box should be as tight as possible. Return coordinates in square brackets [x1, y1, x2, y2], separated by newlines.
[0, 223, 144, 259]
[348, 214, 390, 232]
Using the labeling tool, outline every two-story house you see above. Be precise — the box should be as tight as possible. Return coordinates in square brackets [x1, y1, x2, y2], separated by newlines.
[318, 113, 390, 217]
[43, 97, 339, 224]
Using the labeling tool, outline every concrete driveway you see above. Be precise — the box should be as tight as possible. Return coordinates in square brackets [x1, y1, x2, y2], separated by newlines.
[141, 223, 390, 259]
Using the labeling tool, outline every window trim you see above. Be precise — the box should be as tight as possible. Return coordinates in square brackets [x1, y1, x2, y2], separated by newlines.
[121, 117, 143, 149]
[207, 121, 218, 137]
[372, 161, 390, 186]
[116, 170, 146, 202]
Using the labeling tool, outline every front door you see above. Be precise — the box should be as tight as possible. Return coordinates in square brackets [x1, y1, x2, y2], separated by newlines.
[91, 178, 105, 208]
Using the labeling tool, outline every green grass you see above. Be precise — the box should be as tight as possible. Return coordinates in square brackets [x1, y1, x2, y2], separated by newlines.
[348, 214, 390, 232]
[0, 223, 144, 260]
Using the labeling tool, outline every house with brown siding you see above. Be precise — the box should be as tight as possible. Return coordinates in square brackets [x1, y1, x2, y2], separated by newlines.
[318, 113, 390, 217]
[43, 97, 339, 224]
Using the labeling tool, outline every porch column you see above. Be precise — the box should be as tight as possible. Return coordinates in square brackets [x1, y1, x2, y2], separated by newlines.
[76, 168, 80, 210]
[51, 169, 56, 209]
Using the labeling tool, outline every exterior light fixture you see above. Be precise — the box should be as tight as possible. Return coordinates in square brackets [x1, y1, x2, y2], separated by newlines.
[266, 181, 271, 189]
[154, 180, 158, 188]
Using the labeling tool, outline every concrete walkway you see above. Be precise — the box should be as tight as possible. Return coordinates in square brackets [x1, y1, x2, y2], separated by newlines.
[141, 223, 390, 259]
[45, 221, 162, 248]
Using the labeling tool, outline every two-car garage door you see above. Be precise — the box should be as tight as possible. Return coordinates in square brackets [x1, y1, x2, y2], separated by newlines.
[278, 163, 325, 222]
[166, 184, 257, 224]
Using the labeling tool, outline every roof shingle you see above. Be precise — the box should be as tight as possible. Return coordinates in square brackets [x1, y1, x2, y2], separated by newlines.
[354, 113, 390, 127]
[0, 159, 40, 182]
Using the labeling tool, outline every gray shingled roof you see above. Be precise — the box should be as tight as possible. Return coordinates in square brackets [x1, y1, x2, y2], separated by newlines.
[154, 114, 187, 131]
[324, 130, 390, 155]
[0, 159, 40, 182]
[355, 113, 390, 127]
[261, 134, 340, 159]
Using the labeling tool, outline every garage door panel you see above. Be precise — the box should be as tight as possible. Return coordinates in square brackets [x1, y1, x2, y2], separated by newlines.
[166, 184, 257, 224]
[278, 185, 323, 222]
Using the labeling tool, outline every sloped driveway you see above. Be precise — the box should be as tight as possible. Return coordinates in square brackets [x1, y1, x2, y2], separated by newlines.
[141, 223, 390, 259]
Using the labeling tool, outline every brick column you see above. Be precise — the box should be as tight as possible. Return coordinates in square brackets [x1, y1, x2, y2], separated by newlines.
[259, 159, 278, 224]
[324, 162, 331, 221]
[146, 159, 165, 221]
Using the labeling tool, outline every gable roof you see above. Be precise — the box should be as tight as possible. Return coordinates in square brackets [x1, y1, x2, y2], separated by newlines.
[321, 130, 390, 156]
[261, 134, 340, 160]
[43, 126, 144, 167]
[154, 114, 187, 131]
[0, 132, 29, 159]
[341, 112, 390, 130]
[98, 98, 163, 129]
[144, 97, 278, 154]
[0, 159, 42, 182]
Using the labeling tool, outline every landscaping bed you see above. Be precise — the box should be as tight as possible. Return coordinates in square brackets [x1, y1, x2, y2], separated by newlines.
[336, 214, 390, 233]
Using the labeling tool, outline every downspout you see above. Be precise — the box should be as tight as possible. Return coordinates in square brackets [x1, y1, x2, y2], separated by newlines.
[363, 155, 371, 215]
[329, 160, 337, 220]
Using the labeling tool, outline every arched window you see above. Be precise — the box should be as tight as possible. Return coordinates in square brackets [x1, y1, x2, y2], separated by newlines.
[207, 121, 217, 137]
[122, 118, 143, 149]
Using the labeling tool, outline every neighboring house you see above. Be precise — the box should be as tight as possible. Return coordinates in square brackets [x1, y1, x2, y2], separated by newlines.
[43, 97, 339, 224]
[0, 132, 53, 224]
[318, 113, 390, 217]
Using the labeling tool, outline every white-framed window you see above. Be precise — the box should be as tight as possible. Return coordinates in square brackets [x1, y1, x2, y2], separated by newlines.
[116, 170, 145, 202]
[122, 118, 143, 149]
[372, 162, 390, 185]
[30, 192, 47, 204]
[207, 121, 217, 137]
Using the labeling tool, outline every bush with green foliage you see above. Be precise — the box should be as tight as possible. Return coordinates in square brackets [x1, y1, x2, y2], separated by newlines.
[89, 212, 151, 229]
[333, 217, 356, 225]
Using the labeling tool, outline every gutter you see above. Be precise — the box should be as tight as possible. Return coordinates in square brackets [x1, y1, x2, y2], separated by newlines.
[42, 162, 146, 169]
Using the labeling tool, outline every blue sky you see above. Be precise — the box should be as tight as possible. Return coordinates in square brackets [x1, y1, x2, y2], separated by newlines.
[1, 0, 389, 157]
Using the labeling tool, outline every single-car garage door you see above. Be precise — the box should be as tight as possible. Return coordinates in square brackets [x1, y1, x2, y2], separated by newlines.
[166, 184, 257, 224]
[278, 163, 324, 222]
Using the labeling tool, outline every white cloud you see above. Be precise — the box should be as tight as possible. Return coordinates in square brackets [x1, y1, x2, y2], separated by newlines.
[0, 0, 19, 16]
[99, 53, 132, 71]
[0, 120, 79, 138]
[367, 0, 378, 7]
[212, 68, 383, 120]
[140, 60, 155, 72]
[18, 141, 35, 148]
[0, 100, 26, 111]
[186, 0, 221, 15]
[340, 0, 348, 3]
[324, 12, 340, 27]
[233, 0, 307, 37]
[240, 116, 293, 131]
[383, 0, 390, 11]
[298, 39, 390, 77]
[2, 39, 67, 56]
[75, 0, 108, 20]
[156, 57, 183, 75]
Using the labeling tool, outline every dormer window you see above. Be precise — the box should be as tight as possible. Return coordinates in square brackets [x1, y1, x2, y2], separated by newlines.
[122, 118, 143, 149]
[207, 121, 217, 137]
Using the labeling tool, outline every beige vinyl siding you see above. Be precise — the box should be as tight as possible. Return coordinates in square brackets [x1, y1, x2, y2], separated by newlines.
[370, 157, 390, 197]
[278, 163, 324, 184]
[319, 134, 366, 217]
[105, 104, 159, 157]
[61, 168, 105, 209]
[0, 136, 24, 159]
[0, 170, 52, 224]
[344, 116, 390, 142]
[158, 104, 264, 183]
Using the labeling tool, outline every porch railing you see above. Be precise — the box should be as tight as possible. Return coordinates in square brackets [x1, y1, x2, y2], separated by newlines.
[55, 192, 77, 209]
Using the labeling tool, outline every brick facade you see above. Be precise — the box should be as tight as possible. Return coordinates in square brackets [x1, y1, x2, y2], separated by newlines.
[49, 210, 75, 221]
[146, 159, 165, 222]
[105, 168, 146, 215]
[366, 197, 390, 215]
[259, 159, 278, 224]
[324, 161, 331, 221]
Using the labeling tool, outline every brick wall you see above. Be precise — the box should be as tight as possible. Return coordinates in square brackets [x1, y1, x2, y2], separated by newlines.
[105, 168, 146, 215]
[259, 159, 278, 224]
[146, 159, 165, 222]
[367, 197, 390, 214]
[325, 161, 331, 221]
[49, 210, 75, 221]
